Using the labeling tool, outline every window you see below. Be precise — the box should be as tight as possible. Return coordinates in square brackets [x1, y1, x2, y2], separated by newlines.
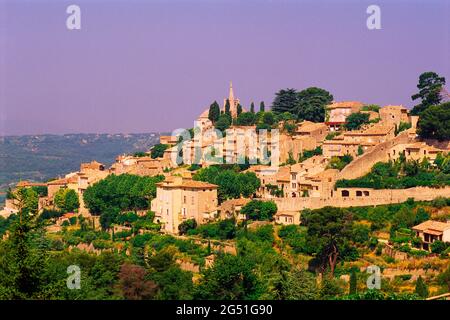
[356, 191, 362, 197]
[191, 196, 195, 205]
[183, 196, 186, 204]
[341, 190, 350, 197]
[292, 183, 297, 189]
[182, 208, 187, 218]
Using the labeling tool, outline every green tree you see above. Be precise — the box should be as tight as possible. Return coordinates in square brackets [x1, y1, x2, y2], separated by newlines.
[83, 174, 164, 229]
[349, 270, 357, 295]
[0, 201, 47, 299]
[152, 266, 194, 299]
[178, 219, 197, 235]
[417, 102, 450, 141]
[236, 104, 243, 116]
[344, 112, 370, 130]
[193, 166, 260, 202]
[215, 114, 232, 132]
[250, 102, 255, 113]
[260, 101, 265, 112]
[240, 200, 277, 221]
[437, 265, 450, 291]
[414, 276, 429, 298]
[280, 268, 318, 300]
[295, 87, 333, 122]
[236, 112, 256, 126]
[224, 99, 231, 117]
[208, 101, 220, 123]
[302, 207, 354, 275]
[411, 72, 446, 115]
[195, 254, 260, 299]
[272, 88, 298, 114]
[150, 143, 168, 159]
[54, 188, 79, 213]
[430, 240, 448, 254]
[262, 112, 275, 125]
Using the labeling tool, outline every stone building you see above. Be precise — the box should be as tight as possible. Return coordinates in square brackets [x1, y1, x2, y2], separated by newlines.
[388, 142, 445, 163]
[110, 155, 171, 176]
[412, 220, 450, 251]
[322, 122, 396, 158]
[274, 210, 301, 225]
[294, 121, 328, 142]
[150, 176, 218, 234]
[325, 101, 364, 131]
[288, 156, 328, 197]
[379, 105, 410, 128]
[219, 198, 251, 221]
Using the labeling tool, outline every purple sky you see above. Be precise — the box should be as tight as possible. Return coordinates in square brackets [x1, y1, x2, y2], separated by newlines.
[0, 0, 449, 135]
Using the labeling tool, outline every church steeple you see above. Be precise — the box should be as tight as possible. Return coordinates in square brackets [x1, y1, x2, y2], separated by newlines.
[223, 81, 240, 119]
[229, 81, 235, 102]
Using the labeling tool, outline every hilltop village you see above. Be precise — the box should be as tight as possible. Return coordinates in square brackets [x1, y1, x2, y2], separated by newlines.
[1, 75, 450, 300]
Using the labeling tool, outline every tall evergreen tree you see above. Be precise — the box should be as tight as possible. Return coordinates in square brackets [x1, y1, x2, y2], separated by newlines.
[415, 276, 429, 298]
[225, 99, 231, 117]
[236, 104, 242, 116]
[208, 101, 220, 123]
[272, 89, 297, 114]
[411, 72, 446, 115]
[349, 270, 357, 295]
[260, 101, 265, 112]
[295, 87, 333, 122]
[250, 102, 255, 113]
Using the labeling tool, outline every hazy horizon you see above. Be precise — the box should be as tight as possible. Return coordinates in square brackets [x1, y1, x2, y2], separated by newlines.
[1, 0, 449, 135]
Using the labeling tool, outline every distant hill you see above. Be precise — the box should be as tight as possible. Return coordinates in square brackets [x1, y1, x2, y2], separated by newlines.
[0, 133, 163, 192]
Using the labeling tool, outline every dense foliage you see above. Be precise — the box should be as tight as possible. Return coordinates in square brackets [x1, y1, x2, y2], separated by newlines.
[240, 200, 277, 221]
[411, 72, 446, 115]
[83, 174, 164, 229]
[344, 112, 370, 130]
[272, 87, 333, 122]
[150, 144, 169, 159]
[193, 166, 260, 202]
[54, 188, 79, 213]
[417, 102, 450, 141]
[336, 154, 450, 189]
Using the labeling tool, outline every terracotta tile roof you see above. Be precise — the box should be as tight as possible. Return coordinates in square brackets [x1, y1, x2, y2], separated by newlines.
[47, 175, 78, 185]
[296, 121, 327, 133]
[323, 139, 360, 145]
[381, 105, 408, 111]
[16, 181, 47, 188]
[344, 123, 394, 136]
[327, 101, 364, 110]
[275, 210, 300, 217]
[157, 179, 217, 189]
[198, 108, 210, 118]
[413, 220, 450, 233]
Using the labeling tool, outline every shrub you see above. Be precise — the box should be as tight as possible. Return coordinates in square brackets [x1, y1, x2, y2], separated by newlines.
[178, 219, 197, 235]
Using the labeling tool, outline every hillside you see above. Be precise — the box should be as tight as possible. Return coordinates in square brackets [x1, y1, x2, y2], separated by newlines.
[0, 133, 163, 192]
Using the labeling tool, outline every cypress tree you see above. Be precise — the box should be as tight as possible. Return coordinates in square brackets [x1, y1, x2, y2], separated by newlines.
[415, 276, 429, 298]
[260, 101, 265, 112]
[225, 99, 231, 117]
[237, 104, 242, 116]
[250, 102, 255, 113]
[349, 270, 357, 295]
[208, 101, 220, 123]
